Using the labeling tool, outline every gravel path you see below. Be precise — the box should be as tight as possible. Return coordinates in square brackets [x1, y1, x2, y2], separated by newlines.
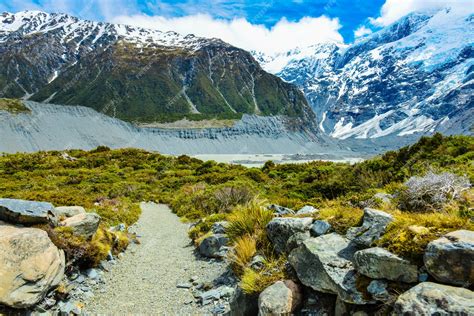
[86, 202, 228, 314]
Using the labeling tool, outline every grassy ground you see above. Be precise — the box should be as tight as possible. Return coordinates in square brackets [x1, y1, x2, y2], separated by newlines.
[0, 134, 472, 284]
[0, 98, 30, 113]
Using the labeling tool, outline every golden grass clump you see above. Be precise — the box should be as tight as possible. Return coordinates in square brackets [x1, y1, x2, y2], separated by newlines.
[226, 199, 274, 246]
[240, 257, 287, 295]
[228, 235, 257, 276]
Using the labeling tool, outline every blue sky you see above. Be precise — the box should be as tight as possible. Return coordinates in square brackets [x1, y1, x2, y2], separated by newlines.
[0, 0, 462, 53]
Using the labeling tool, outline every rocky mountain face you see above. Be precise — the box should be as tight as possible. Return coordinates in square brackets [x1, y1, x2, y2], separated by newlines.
[256, 8, 474, 141]
[0, 11, 314, 126]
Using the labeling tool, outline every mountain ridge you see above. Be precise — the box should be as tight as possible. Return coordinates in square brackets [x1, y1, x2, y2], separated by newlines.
[0, 10, 316, 127]
[255, 8, 474, 140]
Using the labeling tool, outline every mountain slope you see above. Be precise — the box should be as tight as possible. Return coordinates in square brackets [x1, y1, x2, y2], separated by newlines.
[0, 11, 314, 125]
[256, 8, 474, 140]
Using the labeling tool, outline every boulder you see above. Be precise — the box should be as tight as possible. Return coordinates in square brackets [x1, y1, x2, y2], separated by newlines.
[211, 221, 229, 234]
[288, 233, 373, 305]
[60, 212, 101, 239]
[267, 204, 295, 216]
[230, 286, 259, 316]
[393, 282, 474, 315]
[258, 280, 302, 315]
[424, 230, 474, 286]
[286, 232, 310, 253]
[310, 220, 332, 237]
[346, 208, 393, 247]
[53, 206, 86, 218]
[0, 198, 55, 225]
[296, 205, 318, 215]
[199, 234, 229, 258]
[0, 224, 65, 308]
[266, 217, 313, 254]
[353, 247, 418, 283]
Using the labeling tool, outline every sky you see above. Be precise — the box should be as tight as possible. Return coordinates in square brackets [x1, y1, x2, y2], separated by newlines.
[0, 0, 469, 54]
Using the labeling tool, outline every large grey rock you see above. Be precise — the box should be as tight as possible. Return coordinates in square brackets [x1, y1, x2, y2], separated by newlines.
[53, 206, 86, 218]
[266, 217, 313, 254]
[0, 223, 65, 308]
[393, 282, 474, 315]
[267, 204, 295, 216]
[296, 205, 318, 215]
[310, 220, 332, 237]
[0, 198, 55, 225]
[367, 280, 391, 302]
[258, 280, 302, 315]
[230, 286, 258, 316]
[346, 208, 393, 247]
[60, 212, 101, 239]
[353, 247, 418, 283]
[199, 234, 229, 258]
[286, 232, 310, 253]
[424, 230, 474, 286]
[288, 233, 373, 305]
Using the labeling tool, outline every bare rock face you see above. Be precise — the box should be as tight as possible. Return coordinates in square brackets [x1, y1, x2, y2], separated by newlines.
[353, 247, 418, 283]
[0, 224, 65, 308]
[393, 282, 474, 315]
[0, 198, 55, 225]
[60, 212, 101, 239]
[424, 230, 474, 286]
[258, 280, 302, 315]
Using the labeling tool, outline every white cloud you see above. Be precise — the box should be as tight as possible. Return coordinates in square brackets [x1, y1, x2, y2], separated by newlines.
[371, 0, 473, 26]
[111, 14, 343, 54]
[354, 25, 372, 38]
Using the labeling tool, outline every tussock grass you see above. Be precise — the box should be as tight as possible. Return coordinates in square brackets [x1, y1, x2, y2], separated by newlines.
[228, 235, 257, 276]
[0, 98, 30, 113]
[240, 257, 287, 294]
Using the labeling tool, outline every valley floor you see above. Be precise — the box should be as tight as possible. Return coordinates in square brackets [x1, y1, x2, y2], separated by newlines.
[85, 203, 227, 314]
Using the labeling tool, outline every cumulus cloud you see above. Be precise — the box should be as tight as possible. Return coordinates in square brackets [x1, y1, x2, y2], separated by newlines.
[111, 14, 343, 54]
[353, 25, 372, 38]
[370, 0, 473, 26]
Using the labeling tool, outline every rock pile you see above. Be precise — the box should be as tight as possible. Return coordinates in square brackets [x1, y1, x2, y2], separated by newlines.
[227, 205, 474, 315]
[0, 198, 105, 313]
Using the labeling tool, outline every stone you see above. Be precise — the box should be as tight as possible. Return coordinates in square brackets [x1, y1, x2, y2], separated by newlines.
[53, 206, 86, 219]
[299, 291, 336, 316]
[266, 217, 313, 254]
[0, 198, 55, 225]
[296, 205, 318, 215]
[249, 255, 266, 271]
[393, 282, 474, 315]
[198, 234, 229, 258]
[199, 289, 221, 305]
[0, 224, 65, 308]
[367, 280, 390, 302]
[177, 283, 193, 289]
[258, 280, 302, 316]
[211, 221, 229, 234]
[229, 286, 259, 316]
[267, 204, 295, 216]
[346, 208, 393, 247]
[85, 268, 100, 280]
[310, 220, 332, 237]
[353, 247, 418, 283]
[60, 212, 101, 239]
[286, 231, 310, 253]
[424, 230, 474, 286]
[288, 233, 372, 305]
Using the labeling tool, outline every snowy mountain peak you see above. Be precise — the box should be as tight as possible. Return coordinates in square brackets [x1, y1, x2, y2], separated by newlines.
[0, 10, 223, 50]
[253, 8, 474, 141]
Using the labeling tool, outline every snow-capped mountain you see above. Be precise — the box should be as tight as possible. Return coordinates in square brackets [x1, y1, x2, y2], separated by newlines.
[0, 11, 314, 127]
[256, 8, 474, 140]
